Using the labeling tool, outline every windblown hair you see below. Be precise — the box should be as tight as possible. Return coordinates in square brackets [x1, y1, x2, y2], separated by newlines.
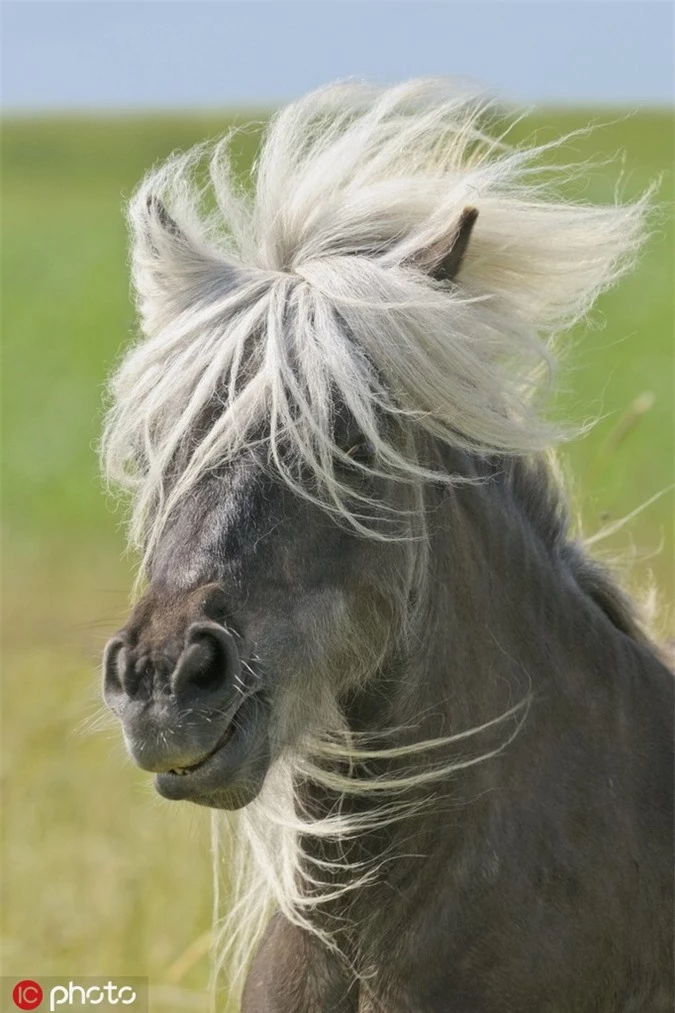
[210, 697, 532, 1003]
[102, 79, 652, 1006]
[102, 78, 648, 564]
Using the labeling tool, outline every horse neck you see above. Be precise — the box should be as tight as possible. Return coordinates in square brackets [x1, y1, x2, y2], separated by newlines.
[296, 450, 665, 950]
[348, 449, 648, 767]
[404, 452, 644, 731]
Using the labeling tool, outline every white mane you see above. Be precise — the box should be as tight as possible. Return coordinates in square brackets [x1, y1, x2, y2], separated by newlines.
[102, 78, 648, 564]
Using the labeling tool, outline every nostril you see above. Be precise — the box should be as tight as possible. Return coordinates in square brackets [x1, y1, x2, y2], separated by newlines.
[103, 636, 126, 696]
[171, 622, 240, 698]
[180, 635, 222, 693]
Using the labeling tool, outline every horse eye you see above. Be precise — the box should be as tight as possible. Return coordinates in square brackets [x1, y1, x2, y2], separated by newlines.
[344, 440, 373, 465]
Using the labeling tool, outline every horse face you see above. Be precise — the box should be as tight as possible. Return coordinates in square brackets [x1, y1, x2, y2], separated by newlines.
[103, 448, 415, 809]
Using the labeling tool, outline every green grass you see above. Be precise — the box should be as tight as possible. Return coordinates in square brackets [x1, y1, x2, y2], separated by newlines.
[1, 110, 673, 1009]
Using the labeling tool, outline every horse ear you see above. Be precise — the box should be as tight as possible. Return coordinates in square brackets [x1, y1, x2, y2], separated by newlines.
[412, 206, 478, 282]
[131, 191, 238, 337]
[144, 195, 185, 252]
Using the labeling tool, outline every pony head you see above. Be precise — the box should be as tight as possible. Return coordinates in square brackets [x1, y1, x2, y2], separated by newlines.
[102, 79, 647, 812]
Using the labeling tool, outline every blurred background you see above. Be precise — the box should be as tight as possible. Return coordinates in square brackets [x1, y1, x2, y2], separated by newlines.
[2, 2, 673, 1010]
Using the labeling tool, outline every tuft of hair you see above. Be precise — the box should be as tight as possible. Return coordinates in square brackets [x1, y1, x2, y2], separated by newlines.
[101, 78, 650, 565]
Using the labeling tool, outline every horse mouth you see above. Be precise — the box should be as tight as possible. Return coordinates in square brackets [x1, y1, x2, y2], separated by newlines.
[167, 722, 237, 776]
[154, 692, 269, 809]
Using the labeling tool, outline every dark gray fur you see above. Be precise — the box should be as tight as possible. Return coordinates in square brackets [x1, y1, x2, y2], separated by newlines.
[106, 437, 673, 1012]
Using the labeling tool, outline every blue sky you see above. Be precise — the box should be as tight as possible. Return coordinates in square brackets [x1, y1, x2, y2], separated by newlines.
[2, 1, 673, 111]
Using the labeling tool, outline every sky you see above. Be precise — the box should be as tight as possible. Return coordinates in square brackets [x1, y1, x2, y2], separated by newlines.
[1, 1, 673, 112]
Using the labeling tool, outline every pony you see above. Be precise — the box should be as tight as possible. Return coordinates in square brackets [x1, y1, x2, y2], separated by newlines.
[101, 80, 673, 1012]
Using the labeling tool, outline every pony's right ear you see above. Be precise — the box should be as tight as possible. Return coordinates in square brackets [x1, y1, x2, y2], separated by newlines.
[142, 193, 193, 260]
[410, 207, 478, 283]
[130, 189, 238, 337]
[146, 195, 183, 245]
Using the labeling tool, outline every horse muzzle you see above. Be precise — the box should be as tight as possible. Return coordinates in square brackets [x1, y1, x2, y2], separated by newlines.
[102, 591, 270, 809]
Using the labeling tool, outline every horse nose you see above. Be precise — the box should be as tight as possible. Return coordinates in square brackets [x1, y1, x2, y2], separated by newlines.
[103, 622, 241, 706]
[102, 613, 249, 775]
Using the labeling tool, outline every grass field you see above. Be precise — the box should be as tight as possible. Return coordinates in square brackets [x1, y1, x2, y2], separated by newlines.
[1, 109, 673, 1010]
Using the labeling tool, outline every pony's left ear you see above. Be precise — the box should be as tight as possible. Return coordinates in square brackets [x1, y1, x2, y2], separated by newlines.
[411, 207, 478, 282]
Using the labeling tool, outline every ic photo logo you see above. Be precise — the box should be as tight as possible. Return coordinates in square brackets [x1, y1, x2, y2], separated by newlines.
[6, 978, 147, 1012]
[13, 980, 43, 1010]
